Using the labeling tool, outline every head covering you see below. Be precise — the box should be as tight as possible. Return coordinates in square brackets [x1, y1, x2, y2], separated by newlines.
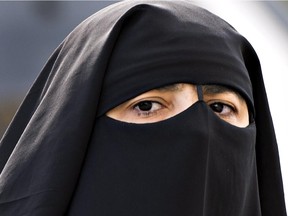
[0, 1, 286, 215]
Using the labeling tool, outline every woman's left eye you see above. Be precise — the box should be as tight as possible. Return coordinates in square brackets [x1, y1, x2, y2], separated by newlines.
[133, 101, 163, 116]
[209, 102, 235, 116]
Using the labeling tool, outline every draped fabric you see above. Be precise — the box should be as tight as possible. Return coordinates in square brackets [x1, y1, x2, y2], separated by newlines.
[0, 1, 286, 215]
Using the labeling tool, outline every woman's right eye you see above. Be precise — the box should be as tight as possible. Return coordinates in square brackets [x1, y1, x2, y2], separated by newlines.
[135, 101, 153, 111]
[133, 101, 163, 117]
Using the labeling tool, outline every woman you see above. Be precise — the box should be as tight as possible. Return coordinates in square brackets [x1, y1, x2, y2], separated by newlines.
[0, 1, 286, 215]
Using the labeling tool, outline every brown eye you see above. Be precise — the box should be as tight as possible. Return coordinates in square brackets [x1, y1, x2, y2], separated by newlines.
[133, 101, 163, 117]
[209, 102, 235, 115]
[136, 101, 153, 111]
[210, 102, 224, 113]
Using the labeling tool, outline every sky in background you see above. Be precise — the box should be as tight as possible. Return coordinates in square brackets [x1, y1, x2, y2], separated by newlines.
[0, 1, 287, 206]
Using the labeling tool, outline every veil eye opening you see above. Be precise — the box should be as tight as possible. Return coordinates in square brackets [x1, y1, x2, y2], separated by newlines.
[104, 84, 252, 128]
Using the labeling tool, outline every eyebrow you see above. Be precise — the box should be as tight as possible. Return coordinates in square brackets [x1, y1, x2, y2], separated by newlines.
[155, 83, 245, 102]
[156, 83, 183, 92]
[202, 85, 245, 101]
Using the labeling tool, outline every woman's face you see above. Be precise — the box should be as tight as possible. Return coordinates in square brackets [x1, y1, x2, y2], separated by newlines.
[106, 83, 249, 127]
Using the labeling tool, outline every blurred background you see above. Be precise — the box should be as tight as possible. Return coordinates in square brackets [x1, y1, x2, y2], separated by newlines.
[0, 1, 287, 206]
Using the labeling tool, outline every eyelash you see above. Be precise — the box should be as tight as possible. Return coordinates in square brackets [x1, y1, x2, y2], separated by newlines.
[133, 100, 237, 118]
[133, 101, 163, 117]
[208, 102, 237, 117]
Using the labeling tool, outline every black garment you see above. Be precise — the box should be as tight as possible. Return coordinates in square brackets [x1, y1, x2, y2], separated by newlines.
[0, 1, 286, 215]
[69, 97, 259, 215]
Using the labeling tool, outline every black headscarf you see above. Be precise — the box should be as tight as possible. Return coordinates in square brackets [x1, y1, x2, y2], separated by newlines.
[0, 1, 286, 215]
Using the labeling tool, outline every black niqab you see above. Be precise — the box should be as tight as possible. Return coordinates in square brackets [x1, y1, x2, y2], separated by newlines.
[0, 1, 286, 216]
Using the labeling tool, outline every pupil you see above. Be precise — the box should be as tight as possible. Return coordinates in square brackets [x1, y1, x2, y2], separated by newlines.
[211, 103, 223, 113]
[138, 101, 152, 111]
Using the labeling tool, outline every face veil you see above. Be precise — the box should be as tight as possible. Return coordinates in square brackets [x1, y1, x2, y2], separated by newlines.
[0, 1, 286, 216]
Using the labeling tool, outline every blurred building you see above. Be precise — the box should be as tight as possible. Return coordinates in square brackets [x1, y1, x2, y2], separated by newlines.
[0, 1, 116, 136]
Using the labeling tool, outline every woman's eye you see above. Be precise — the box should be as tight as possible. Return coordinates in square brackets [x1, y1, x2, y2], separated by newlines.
[133, 101, 163, 116]
[209, 102, 235, 116]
